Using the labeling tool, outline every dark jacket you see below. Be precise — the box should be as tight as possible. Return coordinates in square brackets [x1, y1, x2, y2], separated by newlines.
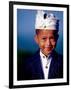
[23, 50, 63, 80]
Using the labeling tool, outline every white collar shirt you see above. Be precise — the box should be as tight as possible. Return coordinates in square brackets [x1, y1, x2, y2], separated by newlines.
[40, 51, 52, 79]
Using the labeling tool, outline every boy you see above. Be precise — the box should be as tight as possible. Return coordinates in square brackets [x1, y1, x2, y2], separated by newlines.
[23, 10, 63, 80]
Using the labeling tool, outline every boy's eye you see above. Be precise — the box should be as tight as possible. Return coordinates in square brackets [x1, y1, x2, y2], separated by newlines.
[50, 37, 55, 40]
[42, 37, 47, 40]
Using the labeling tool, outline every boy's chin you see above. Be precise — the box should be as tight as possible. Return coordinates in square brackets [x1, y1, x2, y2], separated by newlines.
[43, 51, 52, 56]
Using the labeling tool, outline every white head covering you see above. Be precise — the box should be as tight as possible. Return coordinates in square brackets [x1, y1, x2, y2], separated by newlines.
[35, 10, 59, 30]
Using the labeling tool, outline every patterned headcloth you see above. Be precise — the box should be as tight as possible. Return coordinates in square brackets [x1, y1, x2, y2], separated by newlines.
[35, 10, 59, 30]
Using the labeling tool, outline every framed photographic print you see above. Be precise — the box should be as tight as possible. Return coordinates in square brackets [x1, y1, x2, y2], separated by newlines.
[9, 1, 69, 88]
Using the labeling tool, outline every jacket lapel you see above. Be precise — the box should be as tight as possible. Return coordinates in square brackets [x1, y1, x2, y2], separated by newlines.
[48, 51, 58, 79]
[32, 50, 44, 79]
[48, 57, 56, 78]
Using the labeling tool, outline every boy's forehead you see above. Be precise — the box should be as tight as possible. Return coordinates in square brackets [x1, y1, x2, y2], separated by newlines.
[36, 29, 56, 34]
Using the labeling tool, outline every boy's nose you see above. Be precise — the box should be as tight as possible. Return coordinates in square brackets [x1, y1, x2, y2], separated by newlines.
[45, 39, 51, 46]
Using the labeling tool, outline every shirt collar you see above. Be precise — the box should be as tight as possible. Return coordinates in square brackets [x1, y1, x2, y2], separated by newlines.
[40, 50, 51, 60]
[40, 51, 46, 60]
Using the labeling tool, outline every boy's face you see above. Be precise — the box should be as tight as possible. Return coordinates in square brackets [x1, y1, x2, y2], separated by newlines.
[35, 30, 58, 56]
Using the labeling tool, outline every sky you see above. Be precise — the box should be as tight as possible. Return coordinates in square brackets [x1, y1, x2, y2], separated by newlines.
[17, 9, 63, 55]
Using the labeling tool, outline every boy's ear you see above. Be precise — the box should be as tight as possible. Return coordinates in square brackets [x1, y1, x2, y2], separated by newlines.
[34, 35, 38, 44]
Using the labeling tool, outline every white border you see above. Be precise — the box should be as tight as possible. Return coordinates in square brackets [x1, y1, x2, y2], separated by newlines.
[13, 4, 67, 85]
